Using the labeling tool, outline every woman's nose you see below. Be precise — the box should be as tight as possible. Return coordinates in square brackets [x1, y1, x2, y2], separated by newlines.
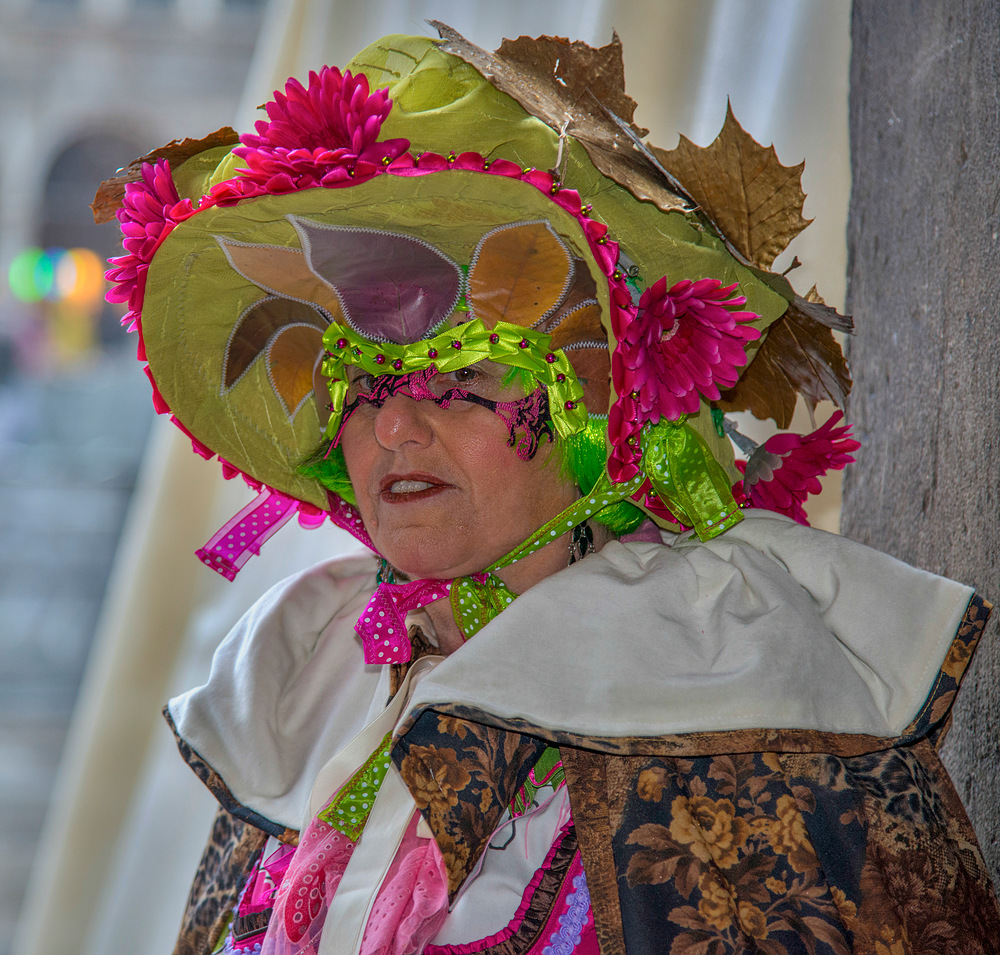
[372, 394, 435, 451]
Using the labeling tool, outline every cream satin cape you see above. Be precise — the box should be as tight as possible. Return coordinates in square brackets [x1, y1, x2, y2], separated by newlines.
[169, 510, 972, 835]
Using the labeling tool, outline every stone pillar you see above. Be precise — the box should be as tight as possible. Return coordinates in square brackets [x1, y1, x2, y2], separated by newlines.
[844, 0, 1000, 877]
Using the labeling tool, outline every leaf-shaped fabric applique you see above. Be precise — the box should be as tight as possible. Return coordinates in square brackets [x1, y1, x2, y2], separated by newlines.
[653, 104, 811, 270]
[217, 237, 346, 318]
[293, 219, 462, 344]
[548, 303, 604, 350]
[266, 324, 326, 419]
[562, 344, 611, 413]
[468, 221, 573, 329]
[92, 126, 239, 224]
[716, 288, 851, 428]
[535, 259, 599, 334]
[224, 297, 328, 390]
[433, 23, 692, 215]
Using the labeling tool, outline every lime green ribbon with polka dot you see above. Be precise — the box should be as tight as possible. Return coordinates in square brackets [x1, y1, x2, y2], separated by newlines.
[641, 419, 743, 539]
[447, 419, 742, 640]
[449, 470, 645, 639]
[318, 732, 393, 841]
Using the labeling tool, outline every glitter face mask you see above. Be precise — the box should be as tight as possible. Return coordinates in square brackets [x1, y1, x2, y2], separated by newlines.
[334, 365, 554, 461]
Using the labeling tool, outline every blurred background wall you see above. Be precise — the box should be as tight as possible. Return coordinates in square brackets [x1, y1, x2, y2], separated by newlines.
[0, 2, 850, 953]
[0, 0, 265, 950]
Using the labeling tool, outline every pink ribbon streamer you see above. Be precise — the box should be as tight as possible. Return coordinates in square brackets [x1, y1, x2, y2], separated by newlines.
[197, 486, 300, 581]
[355, 579, 453, 664]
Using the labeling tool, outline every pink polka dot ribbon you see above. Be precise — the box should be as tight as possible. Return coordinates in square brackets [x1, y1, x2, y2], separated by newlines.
[355, 579, 452, 663]
[354, 574, 486, 664]
[196, 486, 301, 581]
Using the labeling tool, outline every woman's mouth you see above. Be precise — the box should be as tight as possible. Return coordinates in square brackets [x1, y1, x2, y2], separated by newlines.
[380, 474, 451, 503]
[390, 479, 435, 493]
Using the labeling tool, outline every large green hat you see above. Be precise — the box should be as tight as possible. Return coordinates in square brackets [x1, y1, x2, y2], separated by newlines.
[96, 28, 850, 577]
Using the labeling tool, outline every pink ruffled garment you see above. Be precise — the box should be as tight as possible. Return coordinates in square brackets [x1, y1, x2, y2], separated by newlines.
[261, 808, 448, 955]
[360, 812, 450, 954]
[261, 810, 357, 955]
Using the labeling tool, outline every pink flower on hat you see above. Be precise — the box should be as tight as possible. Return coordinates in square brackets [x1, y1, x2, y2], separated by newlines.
[231, 67, 409, 195]
[608, 277, 759, 481]
[105, 159, 194, 332]
[738, 410, 860, 524]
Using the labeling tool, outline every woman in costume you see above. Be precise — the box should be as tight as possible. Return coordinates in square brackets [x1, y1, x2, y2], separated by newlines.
[97, 28, 999, 955]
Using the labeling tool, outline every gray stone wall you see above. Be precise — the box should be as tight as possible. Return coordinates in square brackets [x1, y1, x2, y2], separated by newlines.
[844, 0, 1000, 879]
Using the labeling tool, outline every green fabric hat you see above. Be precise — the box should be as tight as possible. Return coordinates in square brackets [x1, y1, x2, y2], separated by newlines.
[98, 28, 840, 576]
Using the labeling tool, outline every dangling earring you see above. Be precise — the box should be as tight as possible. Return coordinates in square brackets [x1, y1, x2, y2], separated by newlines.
[568, 521, 594, 565]
[376, 557, 397, 585]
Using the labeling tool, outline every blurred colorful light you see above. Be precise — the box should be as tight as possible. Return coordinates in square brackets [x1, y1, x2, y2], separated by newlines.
[8, 246, 106, 306]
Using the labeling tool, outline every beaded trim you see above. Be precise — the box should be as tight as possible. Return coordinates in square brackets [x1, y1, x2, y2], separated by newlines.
[321, 318, 587, 442]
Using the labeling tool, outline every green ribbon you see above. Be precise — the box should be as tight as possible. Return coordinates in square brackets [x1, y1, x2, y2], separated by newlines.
[641, 419, 743, 539]
[320, 318, 588, 441]
[318, 732, 393, 841]
[449, 471, 645, 639]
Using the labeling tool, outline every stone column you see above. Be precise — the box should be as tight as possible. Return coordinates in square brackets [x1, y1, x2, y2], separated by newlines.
[844, 0, 1000, 878]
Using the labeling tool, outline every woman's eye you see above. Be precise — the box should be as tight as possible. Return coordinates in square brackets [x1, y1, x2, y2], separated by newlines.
[452, 367, 479, 384]
[349, 372, 376, 392]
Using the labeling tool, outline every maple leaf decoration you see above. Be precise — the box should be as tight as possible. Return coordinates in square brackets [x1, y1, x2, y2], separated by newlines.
[432, 22, 694, 214]
[717, 286, 852, 428]
[654, 106, 852, 426]
[92, 127, 239, 224]
[653, 103, 810, 270]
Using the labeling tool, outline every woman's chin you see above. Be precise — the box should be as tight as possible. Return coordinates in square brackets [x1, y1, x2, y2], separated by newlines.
[388, 554, 488, 581]
[381, 534, 501, 581]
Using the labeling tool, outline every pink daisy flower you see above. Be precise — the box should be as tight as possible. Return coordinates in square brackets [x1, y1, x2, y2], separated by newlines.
[608, 277, 759, 481]
[738, 411, 860, 524]
[105, 159, 193, 331]
[233, 67, 408, 193]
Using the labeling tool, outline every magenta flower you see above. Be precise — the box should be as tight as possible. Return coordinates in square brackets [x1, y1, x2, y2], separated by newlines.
[633, 277, 759, 418]
[105, 159, 193, 331]
[739, 411, 860, 524]
[232, 67, 408, 192]
[607, 277, 759, 481]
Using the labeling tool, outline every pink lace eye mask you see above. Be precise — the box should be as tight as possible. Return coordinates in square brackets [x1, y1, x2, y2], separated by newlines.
[334, 366, 554, 461]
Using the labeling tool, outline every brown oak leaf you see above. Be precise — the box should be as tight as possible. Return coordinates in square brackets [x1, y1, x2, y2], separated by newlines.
[432, 22, 692, 214]
[92, 126, 239, 223]
[653, 103, 810, 270]
[716, 286, 851, 428]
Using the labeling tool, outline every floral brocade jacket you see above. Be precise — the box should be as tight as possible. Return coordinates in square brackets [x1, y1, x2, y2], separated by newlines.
[169, 519, 1000, 955]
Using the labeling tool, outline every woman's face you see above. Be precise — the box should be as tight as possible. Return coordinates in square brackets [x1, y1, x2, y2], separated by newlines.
[339, 361, 580, 581]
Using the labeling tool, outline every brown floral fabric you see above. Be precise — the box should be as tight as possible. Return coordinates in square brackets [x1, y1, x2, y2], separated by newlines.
[604, 743, 999, 954]
[391, 711, 548, 896]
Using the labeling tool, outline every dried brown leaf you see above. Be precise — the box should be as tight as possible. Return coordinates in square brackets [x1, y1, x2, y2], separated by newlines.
[653, 103, 811, 269]
[432, 22, 692, 214]
[91, 126, 239, 223]
[716, 286, 851, 428]
[792, 291, 854, 333]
